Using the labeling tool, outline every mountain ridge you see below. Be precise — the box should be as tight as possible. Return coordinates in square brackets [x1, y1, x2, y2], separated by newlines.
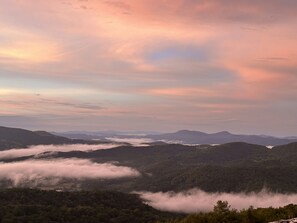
[52, 129, 297, 146]
[0, 126, 101, 151]
[148, 130, 296, 146]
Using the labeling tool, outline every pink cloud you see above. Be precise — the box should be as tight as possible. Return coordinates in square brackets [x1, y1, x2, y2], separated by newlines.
[0, 0, 296, 134]
[139, 189, 297, 213]
[0, 159, 140, 186]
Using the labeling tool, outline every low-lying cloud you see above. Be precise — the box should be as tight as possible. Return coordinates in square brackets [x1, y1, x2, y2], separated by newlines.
[0, 158, 140, 186]
[139, 189, 297, 213]
[106, 137, 154, 147]
[0, 144, 120, 159]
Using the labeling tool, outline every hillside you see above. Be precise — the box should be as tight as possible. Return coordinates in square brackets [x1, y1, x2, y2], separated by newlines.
[0, 126, 100, 150]
[29, 142, 297, 193]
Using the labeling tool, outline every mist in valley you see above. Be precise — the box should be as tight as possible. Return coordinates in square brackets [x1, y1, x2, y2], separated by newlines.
[0, 143, 121, 159]
[139, 189, 297, 213]
[0, 158, 140, 186]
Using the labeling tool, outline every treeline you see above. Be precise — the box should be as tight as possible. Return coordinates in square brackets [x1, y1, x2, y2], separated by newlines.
[160, 201, 297, 223]
[0, 189, 177, 223]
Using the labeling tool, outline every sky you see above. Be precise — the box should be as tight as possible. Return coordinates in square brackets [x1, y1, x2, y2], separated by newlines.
[0, 0, 296, 136]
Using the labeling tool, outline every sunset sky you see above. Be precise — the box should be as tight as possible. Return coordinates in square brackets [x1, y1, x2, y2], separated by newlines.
[0, 0, 296, 136]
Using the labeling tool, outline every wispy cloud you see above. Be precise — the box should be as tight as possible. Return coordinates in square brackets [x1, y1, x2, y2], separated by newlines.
[0, 0, 296, 134]
[0, 90, 105, 116]
[104, 0, 131, 12]
[139, 189, 297, 213]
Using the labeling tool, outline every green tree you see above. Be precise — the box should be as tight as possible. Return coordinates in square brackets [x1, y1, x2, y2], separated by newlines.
[213, 200, 230, 215]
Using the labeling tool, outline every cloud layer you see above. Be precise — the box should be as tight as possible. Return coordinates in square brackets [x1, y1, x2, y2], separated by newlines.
[0, 144, 120, 159]
[0, 0, 296, 135]
[106, 137, 153, 147]
[139, 189, 297, 213]
[0, 159, 140, 186]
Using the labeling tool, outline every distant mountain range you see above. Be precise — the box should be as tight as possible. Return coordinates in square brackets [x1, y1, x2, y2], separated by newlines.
[54, 129, 297, 146]
[1, 125, 296, 150]
[0, 126, 99, 150]
[148, 130, 297, 146]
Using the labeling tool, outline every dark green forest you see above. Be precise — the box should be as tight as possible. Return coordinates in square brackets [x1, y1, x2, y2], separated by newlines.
[0, 189, 176, 223]
[160, 201, 297, 223]
[0, 189, 296, 223]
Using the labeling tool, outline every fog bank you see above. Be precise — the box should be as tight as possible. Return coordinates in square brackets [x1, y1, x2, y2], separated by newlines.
[139, 189, 297, 213]
[0, 159, 140, 186]
[0, 144, 120, 159]
[106, 137, 153, 147]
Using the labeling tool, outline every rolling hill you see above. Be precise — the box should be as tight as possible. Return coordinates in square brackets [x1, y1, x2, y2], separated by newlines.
[0, 126, 100, 150]
[1, 126, 297, 193]
[23, 142, 297, 193]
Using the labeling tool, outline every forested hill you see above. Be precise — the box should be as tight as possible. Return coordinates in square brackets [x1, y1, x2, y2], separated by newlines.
[0, 126, 100, 150]
[0, 189, 177, 223]
[0, 189, 296, 223]
[1, 125, 297, 193]
[41, 142, 297, 193]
